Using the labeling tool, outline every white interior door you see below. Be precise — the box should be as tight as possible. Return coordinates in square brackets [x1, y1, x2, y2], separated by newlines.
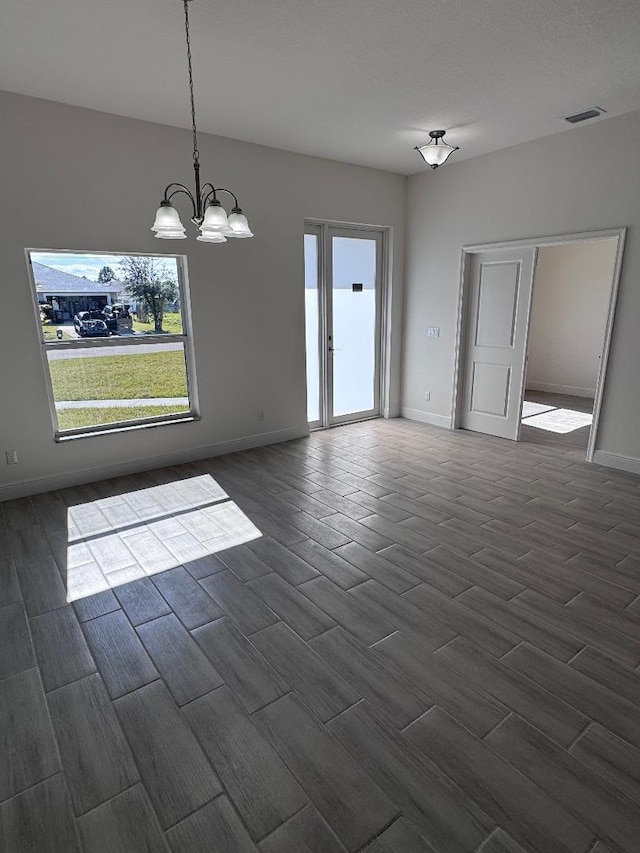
[461, 247, 537, 439]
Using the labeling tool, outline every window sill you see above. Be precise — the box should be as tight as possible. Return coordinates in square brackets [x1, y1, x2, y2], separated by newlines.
[55, 414, 200, 442]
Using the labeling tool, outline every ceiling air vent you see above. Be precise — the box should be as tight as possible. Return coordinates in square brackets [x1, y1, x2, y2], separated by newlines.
[565, 107, 606, 124]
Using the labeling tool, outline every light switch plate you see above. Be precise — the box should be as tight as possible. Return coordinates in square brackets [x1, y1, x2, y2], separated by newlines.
[427, 327, 440, 338]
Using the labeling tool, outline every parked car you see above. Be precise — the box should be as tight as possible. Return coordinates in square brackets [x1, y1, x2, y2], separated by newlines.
[74, 311, 109, 337]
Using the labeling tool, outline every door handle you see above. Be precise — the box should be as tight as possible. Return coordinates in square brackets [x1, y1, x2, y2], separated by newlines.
[328, 347, 341, 352]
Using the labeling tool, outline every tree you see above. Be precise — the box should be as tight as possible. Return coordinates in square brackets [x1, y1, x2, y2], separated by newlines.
[119, 256, 178, 332]
[98, 266, 115, 284]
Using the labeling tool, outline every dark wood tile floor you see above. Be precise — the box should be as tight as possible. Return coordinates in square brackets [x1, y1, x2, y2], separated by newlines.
[2, 417, 640, 852]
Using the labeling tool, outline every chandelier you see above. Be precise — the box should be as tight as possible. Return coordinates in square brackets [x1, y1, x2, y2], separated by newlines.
[151, 0, 253, 242]
[415, 130, 459, 169]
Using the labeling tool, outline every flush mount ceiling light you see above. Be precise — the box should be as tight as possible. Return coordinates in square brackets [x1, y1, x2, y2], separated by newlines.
[415, 130, 459, 169]
[151, 0, 253, 242]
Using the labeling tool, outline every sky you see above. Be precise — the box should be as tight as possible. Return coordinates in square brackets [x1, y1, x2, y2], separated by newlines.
[31, 252, 179, 281]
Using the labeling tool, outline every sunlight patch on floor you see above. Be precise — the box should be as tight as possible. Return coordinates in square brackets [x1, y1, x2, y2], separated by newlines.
[521, 407, 593, 434]
[521, 401, 556, 418]
[65, 475, 261, 602]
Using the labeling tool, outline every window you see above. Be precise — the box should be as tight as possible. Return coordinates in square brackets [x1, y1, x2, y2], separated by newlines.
[26, 250, 198, 439]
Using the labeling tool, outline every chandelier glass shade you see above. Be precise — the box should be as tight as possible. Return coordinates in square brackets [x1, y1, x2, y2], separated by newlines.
[415, 130, 459, 169]
[151, 0, 253, 243]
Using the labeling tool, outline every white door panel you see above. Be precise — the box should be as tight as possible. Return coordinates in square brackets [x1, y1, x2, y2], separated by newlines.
[461, 248, 537, 439]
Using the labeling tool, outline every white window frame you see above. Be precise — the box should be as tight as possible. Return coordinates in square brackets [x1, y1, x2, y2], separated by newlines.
[25, 248, 200, 441]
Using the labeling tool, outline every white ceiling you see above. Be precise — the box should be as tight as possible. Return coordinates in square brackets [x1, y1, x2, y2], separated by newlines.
[2, 0, 640, 174]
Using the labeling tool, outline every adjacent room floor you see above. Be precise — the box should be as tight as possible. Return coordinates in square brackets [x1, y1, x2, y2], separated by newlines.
[1, 417, 640, 852]
[521, 390, 595, 456]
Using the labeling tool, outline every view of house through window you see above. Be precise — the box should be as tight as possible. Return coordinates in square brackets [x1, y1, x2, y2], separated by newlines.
[27, 250, 197, 436]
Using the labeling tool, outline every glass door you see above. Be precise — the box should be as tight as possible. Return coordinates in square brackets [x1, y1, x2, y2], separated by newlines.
[304, 224, 383, 427]
[304, 226, 322, 429]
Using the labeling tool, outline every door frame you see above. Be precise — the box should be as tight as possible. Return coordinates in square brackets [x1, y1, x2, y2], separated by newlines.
[304, 219, 392, 429]
[451, 227, 627, 462]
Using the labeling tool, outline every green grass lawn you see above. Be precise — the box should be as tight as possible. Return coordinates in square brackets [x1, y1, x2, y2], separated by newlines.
[56, 404, 188, 431]
[132, 312, 183, 335]
[49, 350, 188, 400]
[42, 325, 74, 341]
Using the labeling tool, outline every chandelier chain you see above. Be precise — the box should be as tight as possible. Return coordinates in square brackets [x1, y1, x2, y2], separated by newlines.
[183, 0, 200, 166]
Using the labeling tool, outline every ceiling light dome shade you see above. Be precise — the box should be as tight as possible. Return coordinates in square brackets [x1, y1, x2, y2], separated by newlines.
[227, 210, 254, 238]
[415, 130, 458, 169]
[151, 202, 187, 238]
[201, 200, 230, 232]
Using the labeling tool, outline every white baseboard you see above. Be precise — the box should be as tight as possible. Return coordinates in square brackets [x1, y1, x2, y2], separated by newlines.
[592, 450, 640, 476]
[526, 381, 595, 399]
[0, 425, 310, 502]
[400, 407, 452, 429]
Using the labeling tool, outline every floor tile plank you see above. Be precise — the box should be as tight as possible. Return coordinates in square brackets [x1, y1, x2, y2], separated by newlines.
[30, 605, 95, 691]
[76, 784, 169, 853]
[0, 668, 60, 800]
[376, 632, 509, 737]
[310, 626, 431, 729]
[571, 723, 640, 805]
[434, 636, 589, 747]
[0, 775, 80, 853]
[0, 602, 35, 680]
[151, 566, 223, 629]
[200, 569, 279, 635]
[115, 681, 222, 829]
[48, 673, 138, 814]
[183, 686, 306, 840]
[405, 706, 594, 853]
[298, 575, 394, 645]
[192, 617, 287, 711]
[248, 573, 336, 640]
[83, 609, 158, 699]
[251, 621, 360, 722]
[258, 805, 347, 852]
[256, 693, 398, 852]
[113, 577, 172, 626]
[328, 701, 493, 853]
[16, 556, 67, 617]
[166, 795, 258, 853]
[486, 713, 640, 852]
[137, 613, 223, 705]
[364, 817, 439, 852]
[290, 538, 369, 589]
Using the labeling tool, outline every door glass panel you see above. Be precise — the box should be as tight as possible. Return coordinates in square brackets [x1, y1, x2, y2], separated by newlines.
[304, 233, 320, 423]
[332, 236, 377, 418]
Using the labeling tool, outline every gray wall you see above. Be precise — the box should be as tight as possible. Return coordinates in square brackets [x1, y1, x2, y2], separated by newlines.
[527, 240, 617, 398]
[0, 90, 406, 497]
[403, 109, 640, 464]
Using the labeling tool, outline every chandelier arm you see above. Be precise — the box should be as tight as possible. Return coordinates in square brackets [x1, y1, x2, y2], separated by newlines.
[214, 188, 240, 209]
[164, 184, 198, 219]
[200, 183, 217, 210]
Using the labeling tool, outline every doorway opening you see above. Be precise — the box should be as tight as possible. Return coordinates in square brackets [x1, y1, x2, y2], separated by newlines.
[304, 222, 387, 429]
[452, 229, 626, 461]
[520, 238, 618, 456]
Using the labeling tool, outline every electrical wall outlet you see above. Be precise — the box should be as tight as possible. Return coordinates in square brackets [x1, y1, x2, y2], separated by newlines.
[257, 410, 265, 421]
[424, 391, 431, 402]
[5, 449, 18, 465]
